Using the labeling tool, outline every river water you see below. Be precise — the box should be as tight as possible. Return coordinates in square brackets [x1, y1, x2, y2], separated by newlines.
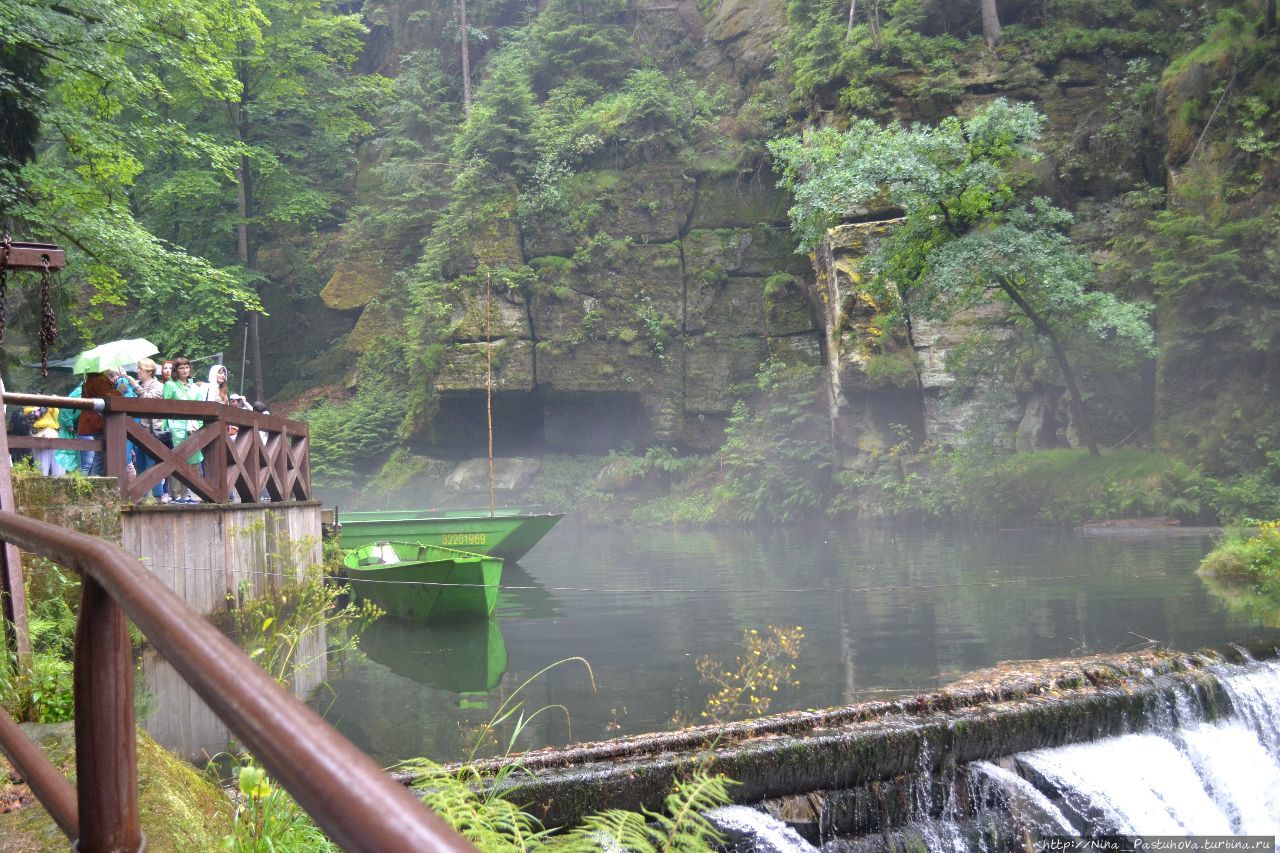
[308, 523, 1266, 766]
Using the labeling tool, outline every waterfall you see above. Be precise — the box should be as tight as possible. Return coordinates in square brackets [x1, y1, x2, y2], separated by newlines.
[1007, 658, 1280, 837]
[706, 805, 819, 852]
[731, 657, 1280, 851]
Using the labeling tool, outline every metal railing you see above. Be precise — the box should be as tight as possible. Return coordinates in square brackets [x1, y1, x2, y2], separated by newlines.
[0, 510, 473, 851]
[4, 392, 311, 504]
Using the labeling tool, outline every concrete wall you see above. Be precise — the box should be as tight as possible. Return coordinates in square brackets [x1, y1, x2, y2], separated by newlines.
[12, 479, 323, 619]
[120, 501, 324, 616]
[13, 475, 123, 545]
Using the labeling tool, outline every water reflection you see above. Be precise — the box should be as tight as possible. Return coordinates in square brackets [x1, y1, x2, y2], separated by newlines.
[361, 618, 508, 693]
[315, 523, 1264, 765]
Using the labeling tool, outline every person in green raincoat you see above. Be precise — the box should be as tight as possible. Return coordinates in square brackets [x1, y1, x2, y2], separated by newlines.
[162, 356, 204, 503]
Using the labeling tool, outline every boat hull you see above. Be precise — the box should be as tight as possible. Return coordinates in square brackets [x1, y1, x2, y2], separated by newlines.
[343, 542, 503, 621]
[337, 509, 563, 560]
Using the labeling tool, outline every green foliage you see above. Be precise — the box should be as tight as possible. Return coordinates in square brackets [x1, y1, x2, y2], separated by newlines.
[528, 0, 634, 95]
[455, 45, 537, 175]
[223, 565, 381, 688]
[771, 100, 1154, 453]
[0, 561, 78, 722]
[300, 344, 413, 495]
[720, 360, 834, 523]
[1199, 520, 1280, 583]
[851, 446, 1206, 527]
[223, 758, 339, 852]
[521, 454, 612, 512]
[862, 350, 919, 388]
[559, 771, 732, 852]
[1, 0, 260, 349]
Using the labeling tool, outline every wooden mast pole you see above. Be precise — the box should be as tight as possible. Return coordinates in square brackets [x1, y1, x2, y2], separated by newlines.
[486, 272, 495, 517]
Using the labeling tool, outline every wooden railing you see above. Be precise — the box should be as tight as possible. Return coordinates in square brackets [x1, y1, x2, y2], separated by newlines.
[4, 393, 311, 504]
[0, 510, 473, 851]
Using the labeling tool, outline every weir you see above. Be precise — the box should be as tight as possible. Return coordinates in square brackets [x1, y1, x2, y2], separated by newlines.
[448, 643, 1280, 847]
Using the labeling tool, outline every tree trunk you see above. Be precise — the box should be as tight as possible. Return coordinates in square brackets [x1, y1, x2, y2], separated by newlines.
[459, 0, 472, 116]
[980, 0, 1002, 49]
[998, 279, 1100, 456]
[847, 0, 857, 36]
[1267, 0, 1276, 34]
[233, 58, 266, 401]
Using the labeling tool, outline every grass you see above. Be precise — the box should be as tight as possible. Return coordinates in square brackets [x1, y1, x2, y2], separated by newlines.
[915, 447, 1202, 527]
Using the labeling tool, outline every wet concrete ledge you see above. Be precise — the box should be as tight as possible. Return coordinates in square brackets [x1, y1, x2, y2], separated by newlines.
[413, 639, 1280, 829]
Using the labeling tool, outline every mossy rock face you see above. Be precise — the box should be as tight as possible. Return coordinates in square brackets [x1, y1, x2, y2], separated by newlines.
[689, 176, 791, 230]
[439, 191, 524, 280]
[522, 164, 696, 257]
[535, 339, 682, 397]
[449, 285, 532, 341]
[435, 340, 536, 392]
[684, 335, 769, 414]
[345, 301, 402, 354]
[320, 256, 391, 311]
[0, 724, 232, 851]
[702, 0, 787, 78]
[682, 226, 804, 279]
[686, 275, 768, 335]
[767, 334, 821, 367]
[764, 276, 815, 337]
[528, 244, 683, 342]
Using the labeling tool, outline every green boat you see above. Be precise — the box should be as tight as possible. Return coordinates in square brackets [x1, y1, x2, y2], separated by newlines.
[343, 541, 503, 621]
[336, 507, 563, 560]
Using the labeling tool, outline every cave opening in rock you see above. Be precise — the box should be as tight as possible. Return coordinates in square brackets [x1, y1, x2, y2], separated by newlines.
[541, 391, 648, 453]
[430, 390, 546, 457]
[427, 389, 650, 456]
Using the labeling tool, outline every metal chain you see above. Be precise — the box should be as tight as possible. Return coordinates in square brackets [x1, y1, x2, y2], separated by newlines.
[0, 234, 10, 344]
[38, 258, 57, 376]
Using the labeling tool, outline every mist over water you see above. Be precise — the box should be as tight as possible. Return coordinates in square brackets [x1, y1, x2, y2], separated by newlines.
[313, 524, 1262, 764]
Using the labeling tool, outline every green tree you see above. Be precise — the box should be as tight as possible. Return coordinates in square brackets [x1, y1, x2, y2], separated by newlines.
[770, 99, 1154, 456]
[1, 0, 259, 352]
[207, 0, 385, 397]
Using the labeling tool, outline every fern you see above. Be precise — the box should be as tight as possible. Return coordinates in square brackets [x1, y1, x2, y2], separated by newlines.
[553, 770, 734, 851]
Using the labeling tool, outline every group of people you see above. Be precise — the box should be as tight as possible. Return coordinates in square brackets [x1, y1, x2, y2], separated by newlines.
[11, 357, 270, 504]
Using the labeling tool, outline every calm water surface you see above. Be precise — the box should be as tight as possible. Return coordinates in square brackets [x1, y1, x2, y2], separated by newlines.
[312, 523, 1263, 765]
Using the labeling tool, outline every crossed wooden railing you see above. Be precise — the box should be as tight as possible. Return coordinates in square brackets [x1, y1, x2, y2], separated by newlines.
[4, 393, 311, 504]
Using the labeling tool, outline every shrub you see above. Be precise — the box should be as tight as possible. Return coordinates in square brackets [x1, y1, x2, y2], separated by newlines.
[1199, 521, 1280, 582]
[720, 360, 834, 523]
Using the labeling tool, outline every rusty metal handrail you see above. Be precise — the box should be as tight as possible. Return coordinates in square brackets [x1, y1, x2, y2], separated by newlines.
[0, 510, 474, 852]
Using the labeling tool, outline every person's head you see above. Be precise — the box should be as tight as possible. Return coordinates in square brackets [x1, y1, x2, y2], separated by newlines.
[106, 368, 120, 383]
[161, 360, 173, 381]
[252, 400, 269, 414]
[137, 358, 156, 378]
[207, 364, 228, 387]
[172, 357, 192, 382]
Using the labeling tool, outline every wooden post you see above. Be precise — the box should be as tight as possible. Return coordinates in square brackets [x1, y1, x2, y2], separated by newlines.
[73, 576, 140, 851]
[0, 375, 31, 668]
[204, 413, 227, 502]
[101, 409, 129, 498]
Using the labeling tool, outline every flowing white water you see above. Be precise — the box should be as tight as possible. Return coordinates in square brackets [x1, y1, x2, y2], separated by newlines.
[970, 761, 1076, 835]
[1004, 657, 1280, 838]
[705, 805, 818, 853]
[725, 657, 1280, 850]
